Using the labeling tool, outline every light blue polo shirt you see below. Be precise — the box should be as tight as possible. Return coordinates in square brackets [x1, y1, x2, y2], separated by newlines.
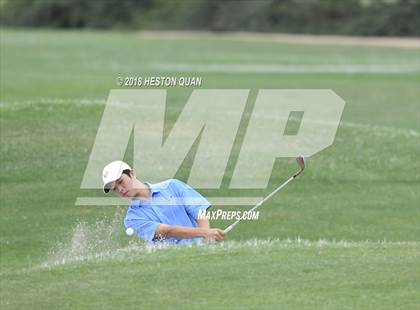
[124, 179, 211, 244]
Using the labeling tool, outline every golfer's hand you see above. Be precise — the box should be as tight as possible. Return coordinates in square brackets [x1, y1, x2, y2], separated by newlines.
[202, 228, 225, 242]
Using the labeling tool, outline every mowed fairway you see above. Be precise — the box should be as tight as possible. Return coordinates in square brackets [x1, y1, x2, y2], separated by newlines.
[1, 29, 419, 309]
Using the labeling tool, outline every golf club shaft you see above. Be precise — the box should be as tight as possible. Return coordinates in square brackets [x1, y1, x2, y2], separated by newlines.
[223, 170, 301, 234]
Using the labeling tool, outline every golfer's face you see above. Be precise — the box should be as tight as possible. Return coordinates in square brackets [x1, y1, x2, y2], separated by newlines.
[112, 174, 133, 197]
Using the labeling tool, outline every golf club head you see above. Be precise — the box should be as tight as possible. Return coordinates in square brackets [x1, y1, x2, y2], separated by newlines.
[296, 155, 305, 171]
[292, 155, 305, 178]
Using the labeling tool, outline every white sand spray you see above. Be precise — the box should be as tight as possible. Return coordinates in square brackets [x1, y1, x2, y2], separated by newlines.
[40, 206, 144, 268]
[38, 225, 416, 271]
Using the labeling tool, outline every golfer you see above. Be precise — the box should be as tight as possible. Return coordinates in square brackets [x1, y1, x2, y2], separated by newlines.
[102, 160, 224, 244]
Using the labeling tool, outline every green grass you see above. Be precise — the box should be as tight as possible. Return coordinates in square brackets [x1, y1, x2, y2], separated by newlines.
[2, 240, 419, 310]
[1, 29, 419, 309]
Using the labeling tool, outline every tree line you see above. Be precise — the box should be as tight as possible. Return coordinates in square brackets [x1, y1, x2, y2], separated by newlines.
[1, 0, 419, 36]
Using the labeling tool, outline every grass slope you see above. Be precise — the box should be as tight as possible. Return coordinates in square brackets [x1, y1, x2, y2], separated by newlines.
[1, 240, 419, 309]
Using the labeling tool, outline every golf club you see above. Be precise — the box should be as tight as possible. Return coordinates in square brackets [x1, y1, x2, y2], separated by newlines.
[223, 155, 306, 234]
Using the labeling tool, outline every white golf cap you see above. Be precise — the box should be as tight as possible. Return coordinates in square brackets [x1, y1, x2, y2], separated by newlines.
[102, 160, 132, 193]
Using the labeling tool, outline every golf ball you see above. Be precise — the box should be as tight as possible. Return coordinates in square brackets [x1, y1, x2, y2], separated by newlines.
[125, 227, 134, 236]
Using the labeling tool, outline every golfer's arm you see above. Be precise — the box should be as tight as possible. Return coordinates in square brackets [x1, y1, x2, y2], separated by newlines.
[197, 217, 210, 229]
[155, 224, 206, 239]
